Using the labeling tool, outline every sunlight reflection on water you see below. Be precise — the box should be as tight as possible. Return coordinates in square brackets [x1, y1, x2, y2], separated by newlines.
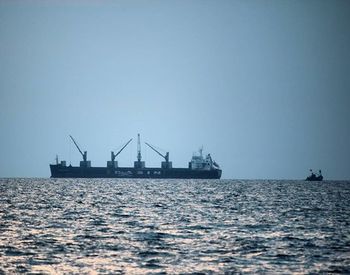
[0, 178, 350, 274]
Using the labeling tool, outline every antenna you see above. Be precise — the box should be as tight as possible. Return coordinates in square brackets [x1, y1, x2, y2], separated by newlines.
[199, 146, 203, 157]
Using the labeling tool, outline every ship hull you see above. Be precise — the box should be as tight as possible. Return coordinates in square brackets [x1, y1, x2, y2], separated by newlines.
[50, 165, 222, 179]
[306, 176, 323, 181]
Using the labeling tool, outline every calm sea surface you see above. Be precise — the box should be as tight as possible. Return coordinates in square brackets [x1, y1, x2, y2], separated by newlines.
[0, 178, 349, 274]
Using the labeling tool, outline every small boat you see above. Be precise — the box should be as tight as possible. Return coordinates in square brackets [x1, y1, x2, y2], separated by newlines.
[306, 169, 323, 181]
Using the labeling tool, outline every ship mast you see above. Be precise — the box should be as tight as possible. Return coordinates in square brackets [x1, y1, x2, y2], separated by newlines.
[134, 133, 145, 169]
[137, 133, 142, 162]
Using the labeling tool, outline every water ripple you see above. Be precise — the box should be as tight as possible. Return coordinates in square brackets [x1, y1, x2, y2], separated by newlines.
[0, 178, 349, 273]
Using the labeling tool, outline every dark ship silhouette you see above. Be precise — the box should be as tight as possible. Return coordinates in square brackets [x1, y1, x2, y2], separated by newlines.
[306, 169, 323, 181]
[50, 134, 222, 179]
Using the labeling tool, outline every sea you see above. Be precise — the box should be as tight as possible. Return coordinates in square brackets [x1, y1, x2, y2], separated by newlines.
[0, 178, 349, 274]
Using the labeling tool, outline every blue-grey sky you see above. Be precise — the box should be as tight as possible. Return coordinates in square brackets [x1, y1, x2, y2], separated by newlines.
[1, 0, 349, 179]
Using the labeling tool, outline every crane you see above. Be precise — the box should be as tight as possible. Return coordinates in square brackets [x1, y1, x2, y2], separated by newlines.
[69, 135, 87, 162]
[111, 138, 133, 161]
[145, 142, 169, 163]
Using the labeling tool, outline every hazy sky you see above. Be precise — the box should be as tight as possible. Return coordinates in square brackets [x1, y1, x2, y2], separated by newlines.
[1, 0, 349, 179]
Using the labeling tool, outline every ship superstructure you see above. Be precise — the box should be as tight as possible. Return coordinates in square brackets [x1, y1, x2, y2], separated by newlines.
[189, 147, 220, 171]
[50, 134, 222, 179]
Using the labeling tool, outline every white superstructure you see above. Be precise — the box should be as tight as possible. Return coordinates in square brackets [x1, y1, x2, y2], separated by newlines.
[189, 147, 220, 170]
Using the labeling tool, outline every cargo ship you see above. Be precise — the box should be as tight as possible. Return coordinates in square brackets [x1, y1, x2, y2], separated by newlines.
[50, 134, 222, 179]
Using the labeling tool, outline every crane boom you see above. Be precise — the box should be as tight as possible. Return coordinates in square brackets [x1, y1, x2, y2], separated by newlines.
[69, 135, 84, 156]
[69, 135, 87, 161]
[112, 138, 133, 161]
[145, 142, 169, 162]
[145, 142, 165, 159]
